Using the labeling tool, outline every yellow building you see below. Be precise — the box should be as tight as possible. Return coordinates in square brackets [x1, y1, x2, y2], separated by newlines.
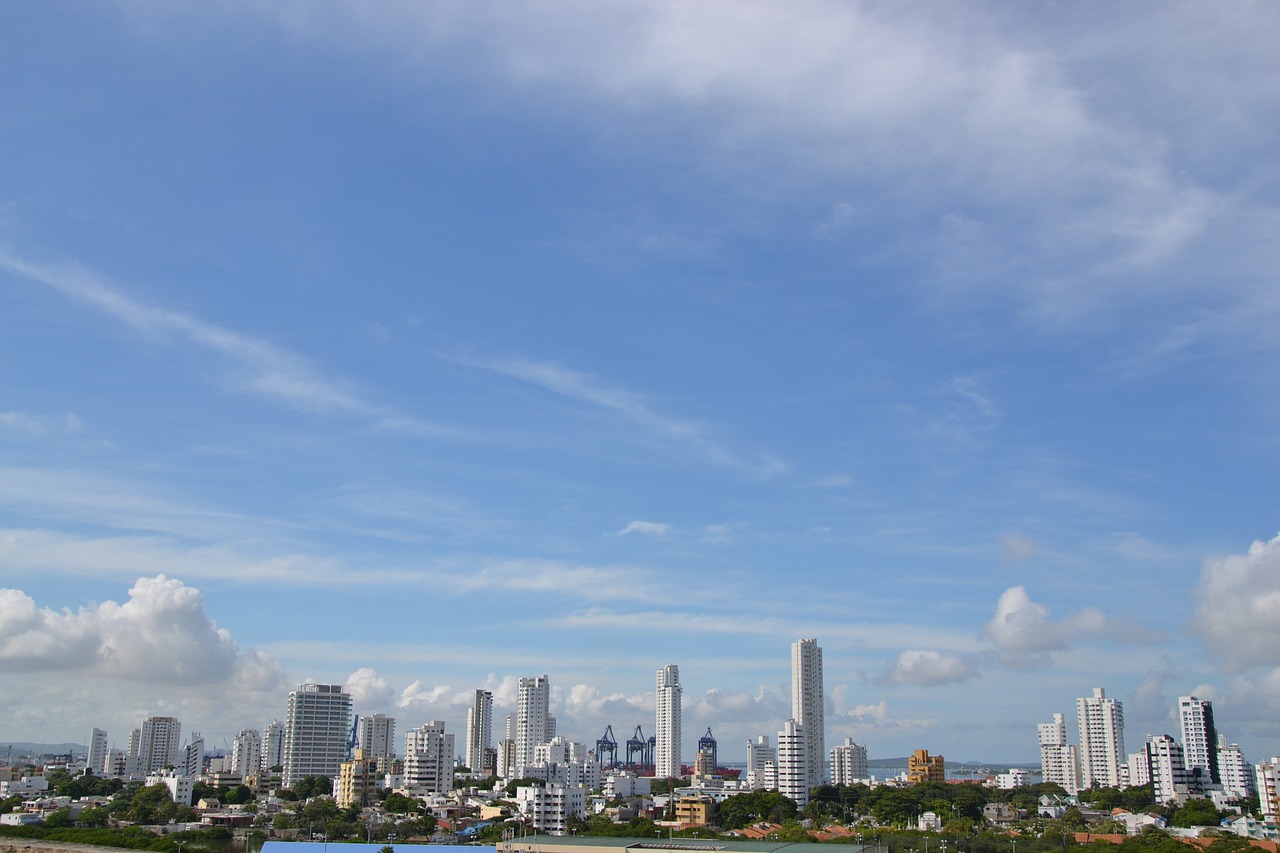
[335, 748, 380, 809]
[674, 795, 716, 827]
[907, 749, 944, 784]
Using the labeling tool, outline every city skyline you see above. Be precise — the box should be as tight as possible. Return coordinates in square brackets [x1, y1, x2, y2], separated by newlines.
[2, 3, 1280, 766]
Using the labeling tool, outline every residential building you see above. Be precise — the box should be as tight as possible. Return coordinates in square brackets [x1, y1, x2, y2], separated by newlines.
[231, 729, 262, 778]
[282, 683, 353, 787]
[1146, 734, 1191, 805]
[335, 748, 380, 809]
[87, 728, 108, 775]
[1255, 758, 1280, 821]
[1038, 712, 1081, 794]
[746, 735, 776, 790]
[261, 720, 284, 771]
[1077, 687, 1125, 789]
[791, 638, 826, 786]
[908, 749, 945, 784]
[830, 737, 868, 785]
[655, 664, 682, 779]
[465, 690, 493, 775]
[180, 732, 204, 778]
[995, 768, 1032, 789]
[515, 675, 555, 777]
[132, 716, 182, 774]
[1178, 696, 1220, 790]
[146, 770, 194, 806]
[777, 718, 808, 807]
[404, 720, 454, 794]
[358, 713, 397, 766]
[1127, 749, 1151, 787]
[1217, 737, 1254, 798]
[515, 783, 585, 835]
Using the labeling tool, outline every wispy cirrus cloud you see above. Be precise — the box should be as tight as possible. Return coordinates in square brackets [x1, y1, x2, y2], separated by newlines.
[0, 250, 458, 438]
[454, 353, 787, 475]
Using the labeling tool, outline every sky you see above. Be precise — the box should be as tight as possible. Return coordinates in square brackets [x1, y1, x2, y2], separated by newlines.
[2, 1, 1280, 767]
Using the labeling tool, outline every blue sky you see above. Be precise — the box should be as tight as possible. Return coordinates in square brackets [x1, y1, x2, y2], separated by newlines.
[2, 1, 1280, 765]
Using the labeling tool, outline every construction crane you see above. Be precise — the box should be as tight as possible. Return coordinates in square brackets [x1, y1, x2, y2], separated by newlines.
[596, 726, 618, 768]
[347, 714, 360, 755]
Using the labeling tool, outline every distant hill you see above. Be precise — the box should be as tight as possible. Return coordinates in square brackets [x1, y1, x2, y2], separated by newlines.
[1, 742, 84, 757]
[869, 757, 1040, 770]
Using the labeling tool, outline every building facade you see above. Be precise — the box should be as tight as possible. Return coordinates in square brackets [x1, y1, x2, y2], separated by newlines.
[830, 737, 869, 785]
[654, 664, 682, 779]
[232, 728, 262, 778]
[1077, 687, 1125, 789]
[261, 720, 285, 771]
[87, 728, 108, 775]
[791, 638, 825, 787]
[776, 718, 808, 807]
[1178, 696, 1219, 790]
[282, 683, 354, 787]
[465, 689, 493, 775]
[358, 713, 397, 766]
[746, 735, 776, 791]
[1038, 712, 1081, 794]
[908, 749, 945, 784]
[133, 716, 182, 774]
[515, 675, 554, 777]
[1146, 734, 1190, 804]
[404, 721, 455, 793]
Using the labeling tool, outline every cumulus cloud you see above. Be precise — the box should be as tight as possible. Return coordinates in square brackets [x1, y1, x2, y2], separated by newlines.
[985, 585, 1115, 654]
[398, 680, 454, 711]
[1194, 534, 1280, 672]
[879, 649, 978, 686]
[346, 667, 396, 710]
[617, 520, 670, 537]
[0, 576, 283, 688]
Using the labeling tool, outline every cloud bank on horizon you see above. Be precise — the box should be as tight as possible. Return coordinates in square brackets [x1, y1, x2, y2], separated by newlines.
[1, 0, 1279, 762]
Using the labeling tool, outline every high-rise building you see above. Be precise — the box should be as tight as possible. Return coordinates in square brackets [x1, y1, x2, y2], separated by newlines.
[87, 728, 108, 775]
[232, 729, 262, 778]
[791, 638, 826, 786]
[746, 735, 776, 790]
[261, 720, 285, 771]
[465, 690, 493, 774]
[404, 721, 455, 793]
[515, 675, 554, 776]
[1077, 687, 1125, 789]
[830, 737, 869, 785]
[1038, 712, 1081, 794]
[654, 664, 682, 779]
[1145, 734, 1190, 804]
[358, 713, 397, 765]
[180, 732, 204, 778]
[1217, 736, 1253, 798]
[1178, 696, 1219, 790]
[1256, 758, 1280, 820]
[283, 683, 353, 787]
[132, 716, 182, 774]
[335, 748, 379, 809]
[777, 719, 808, 806]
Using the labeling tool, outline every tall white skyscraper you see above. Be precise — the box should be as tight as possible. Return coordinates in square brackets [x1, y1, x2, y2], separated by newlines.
[358, 713, 397, 764]
[232, 729, 262, 778]
[515, 675, 554, 776]
[465, 689, 493, 774]
[1038, 712, 1081, 794]
[181, 732, 205, 778]
[87, 728, 108, 775]
[1077, 687, 1125, 789]
[1217, 736, 1253, 798]
[777, 718, 808, 807]
[404, 721, 455, 793]
[261, 720, 285, 771]
[654, 664, 682, 779]
[1145, 734, 1190, 803]
[283, 683, 353, 787]
[791, 638, 826, 786]
[133, 716, 182, 774]
[1178, 695, 1219, 789]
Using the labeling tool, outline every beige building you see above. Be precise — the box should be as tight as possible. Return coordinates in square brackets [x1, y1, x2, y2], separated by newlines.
[335, 749, 380, 809]
[907, 749, 944, 784]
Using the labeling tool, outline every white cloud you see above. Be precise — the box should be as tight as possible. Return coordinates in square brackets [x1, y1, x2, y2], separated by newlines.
[617, 520, 670, 537]
[1000, 533, 1038, 562]
[0, 250, 456, 437]
[1194, 534, 1280, 672]
[346, 667, 396, 711]
[456, 353, 787, 476]
[0, 576, 285, 689]
[879, 649, 978, 686]
[0, 412, 47, 435]
[985, 585, 1114, 654]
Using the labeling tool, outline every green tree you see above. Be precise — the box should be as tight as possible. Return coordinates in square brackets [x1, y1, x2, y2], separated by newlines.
[42, 807, 74, 828]
[78, 806, 110, 828]
[718, 790, 798, 829]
